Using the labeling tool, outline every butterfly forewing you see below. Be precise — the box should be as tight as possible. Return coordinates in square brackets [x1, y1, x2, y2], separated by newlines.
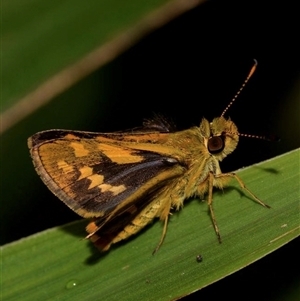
[28, 130, 185, 219]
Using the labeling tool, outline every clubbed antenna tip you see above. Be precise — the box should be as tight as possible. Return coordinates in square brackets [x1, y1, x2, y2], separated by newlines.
[221, 59, 258, 117]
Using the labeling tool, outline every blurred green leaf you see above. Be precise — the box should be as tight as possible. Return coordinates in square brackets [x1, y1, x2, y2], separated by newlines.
[1, 0, 203, 132]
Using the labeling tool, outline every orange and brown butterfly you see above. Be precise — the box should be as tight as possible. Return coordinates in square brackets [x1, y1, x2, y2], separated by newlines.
[28, 60, 270, 254]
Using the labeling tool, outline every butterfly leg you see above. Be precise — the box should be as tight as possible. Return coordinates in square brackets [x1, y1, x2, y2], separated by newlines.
[207, 172, 222, 243]
[152, 214, 169, 255]
[215, 172, 270, 208]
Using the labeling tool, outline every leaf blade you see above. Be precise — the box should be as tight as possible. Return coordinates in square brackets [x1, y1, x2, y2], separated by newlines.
[2, 149, 299, 301]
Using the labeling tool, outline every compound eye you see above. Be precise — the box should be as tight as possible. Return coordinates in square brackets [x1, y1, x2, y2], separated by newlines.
[208, 136, 225, 154]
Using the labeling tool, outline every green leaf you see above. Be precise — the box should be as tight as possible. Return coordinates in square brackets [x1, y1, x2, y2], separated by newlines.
[2, 149, 299, 301]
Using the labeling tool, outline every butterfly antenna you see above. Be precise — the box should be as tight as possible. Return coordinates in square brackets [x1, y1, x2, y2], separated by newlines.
[221, 59, 258, 117]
